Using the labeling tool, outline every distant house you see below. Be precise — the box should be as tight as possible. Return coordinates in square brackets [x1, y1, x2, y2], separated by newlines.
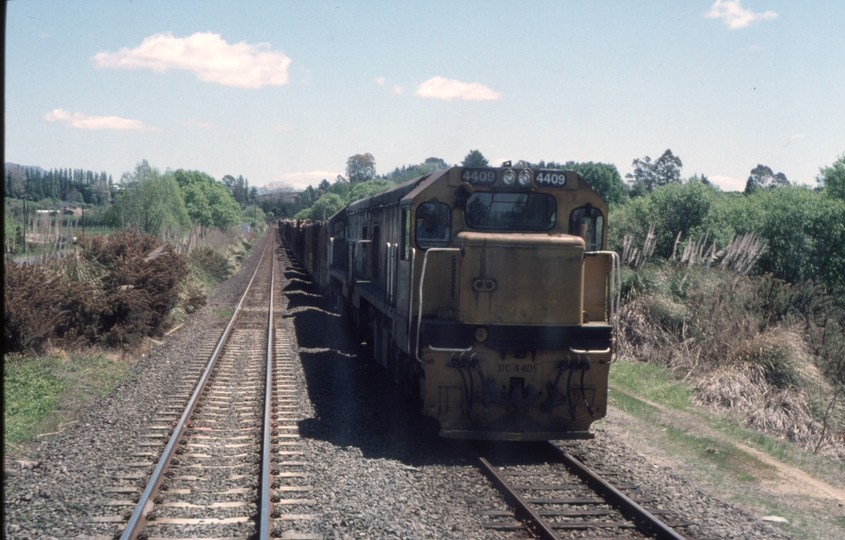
[239, 222, 251, 233]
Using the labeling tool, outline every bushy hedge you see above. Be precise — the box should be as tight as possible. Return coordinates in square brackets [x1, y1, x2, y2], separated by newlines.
[610, 182, 845, 300]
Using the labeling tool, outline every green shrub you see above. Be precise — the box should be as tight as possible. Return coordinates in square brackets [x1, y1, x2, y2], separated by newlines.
[188, 246, 233, 282]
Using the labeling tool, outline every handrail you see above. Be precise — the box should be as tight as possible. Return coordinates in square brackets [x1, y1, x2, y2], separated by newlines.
[385, 242, 393, 305]
[584, 250, 620, 362]
[415, 247, 462, 363]
[406, 247, 416, 355]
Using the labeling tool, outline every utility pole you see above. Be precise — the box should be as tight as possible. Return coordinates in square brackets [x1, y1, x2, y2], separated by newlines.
[22, 197, 27, 254]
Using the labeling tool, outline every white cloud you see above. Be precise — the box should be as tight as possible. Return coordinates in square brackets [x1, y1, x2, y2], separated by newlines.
[392, 85, 405, 95]
[415, 76, 500, 101]
[705, 0, 777, 30]
[375, 76, 386, 86]
[92, 32, 291, 89]
[272, 170, 342, 190]
[709, 174, 746, 192]
[275, 124, 295, 132]
[44, 108, 159, 131]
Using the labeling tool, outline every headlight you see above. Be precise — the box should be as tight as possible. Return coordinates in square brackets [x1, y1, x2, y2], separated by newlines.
[518, 170, 532, 187]
[502, 169, 516, 186]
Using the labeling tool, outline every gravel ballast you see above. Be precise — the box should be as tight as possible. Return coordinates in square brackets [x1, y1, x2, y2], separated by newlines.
[4, 233, 796, 539]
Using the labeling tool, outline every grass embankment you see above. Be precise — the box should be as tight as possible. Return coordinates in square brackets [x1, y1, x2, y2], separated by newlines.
[4, 353, 131, 455]
[606, 359, 845, 540]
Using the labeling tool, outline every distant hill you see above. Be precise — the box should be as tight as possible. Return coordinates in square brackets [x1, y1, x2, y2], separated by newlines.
[5, 163, 48, 177]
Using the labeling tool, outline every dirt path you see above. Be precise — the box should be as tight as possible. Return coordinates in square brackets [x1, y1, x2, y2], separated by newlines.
[597, 385, 845, 540]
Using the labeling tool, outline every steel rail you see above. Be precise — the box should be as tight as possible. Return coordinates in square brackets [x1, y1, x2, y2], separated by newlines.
[120, 237, 271, 540]
[548, 441, 687, 540]
[472, 452, 561, 540]
[259, 240, 277, 538]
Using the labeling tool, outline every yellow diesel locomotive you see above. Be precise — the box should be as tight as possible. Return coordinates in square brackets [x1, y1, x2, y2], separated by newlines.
[282, 165, 619, 440]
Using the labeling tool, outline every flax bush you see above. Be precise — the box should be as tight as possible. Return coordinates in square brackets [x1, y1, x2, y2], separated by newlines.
[618, 260, 845, 457]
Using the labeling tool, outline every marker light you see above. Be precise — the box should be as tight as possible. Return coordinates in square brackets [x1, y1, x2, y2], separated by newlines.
[517, 170, 532, 187]
[502, 170, 516, 186]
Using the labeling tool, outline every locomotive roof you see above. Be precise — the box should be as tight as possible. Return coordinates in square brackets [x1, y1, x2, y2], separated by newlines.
[330, 165, 603, 221]
[345, 168, 449, 215]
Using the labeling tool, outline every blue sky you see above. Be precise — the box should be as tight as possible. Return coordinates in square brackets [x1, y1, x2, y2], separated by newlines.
[5, 0, 844, 192]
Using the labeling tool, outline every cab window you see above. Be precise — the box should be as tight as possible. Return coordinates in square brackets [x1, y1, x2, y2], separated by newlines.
[465, 192, 556, 231]
[569, 205, 604, 251]
[415, 200, 450, 249]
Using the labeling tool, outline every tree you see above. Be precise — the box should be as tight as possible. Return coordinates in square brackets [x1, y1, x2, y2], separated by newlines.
[222, 174, 250, 205]
[241, 205, 266, 226]
[109, 160, 190, 238]
[300, 185, 316, 207]
[346, 153, 376, 185]
[173, 170, 240, 228]
[309, 193, 344, 221]
[386, 157, 450, 184]
[626, 149, 683, 192]
[817, 153, 845, 200]
[753, 186, 845, 291]
[744, 164, 789, 194]
[546, 161, 627, 206]
[346, 179, 393, 204]
[326, 179, 350, 200]
[461, 149, 489, 168]
[647, 179, 715, 257]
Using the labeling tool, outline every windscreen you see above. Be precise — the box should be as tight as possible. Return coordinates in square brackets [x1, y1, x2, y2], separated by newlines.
[465, 192, 556, 231]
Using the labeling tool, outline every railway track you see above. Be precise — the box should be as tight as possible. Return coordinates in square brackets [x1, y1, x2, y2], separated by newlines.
[83, 231, 695, 540]
[468, 441, 690, 539]
[90, 234, 319, 539]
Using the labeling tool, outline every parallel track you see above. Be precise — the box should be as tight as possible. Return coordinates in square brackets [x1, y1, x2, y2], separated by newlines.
[85, 234, 319, 539]
[118, 237, 275, 539]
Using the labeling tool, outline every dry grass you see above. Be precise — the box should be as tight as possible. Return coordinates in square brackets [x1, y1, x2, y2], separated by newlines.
[695, 363, 844, 459]
[617, 243, 845, 460]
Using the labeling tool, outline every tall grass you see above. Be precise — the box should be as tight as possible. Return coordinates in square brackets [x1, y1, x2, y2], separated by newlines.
[617, 232, 845, 459]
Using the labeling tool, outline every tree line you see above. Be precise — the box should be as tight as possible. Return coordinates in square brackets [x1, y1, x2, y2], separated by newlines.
[4, 160, 264, 255]
[267, 148, 845, 299]
[5, 166, 115, 206]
